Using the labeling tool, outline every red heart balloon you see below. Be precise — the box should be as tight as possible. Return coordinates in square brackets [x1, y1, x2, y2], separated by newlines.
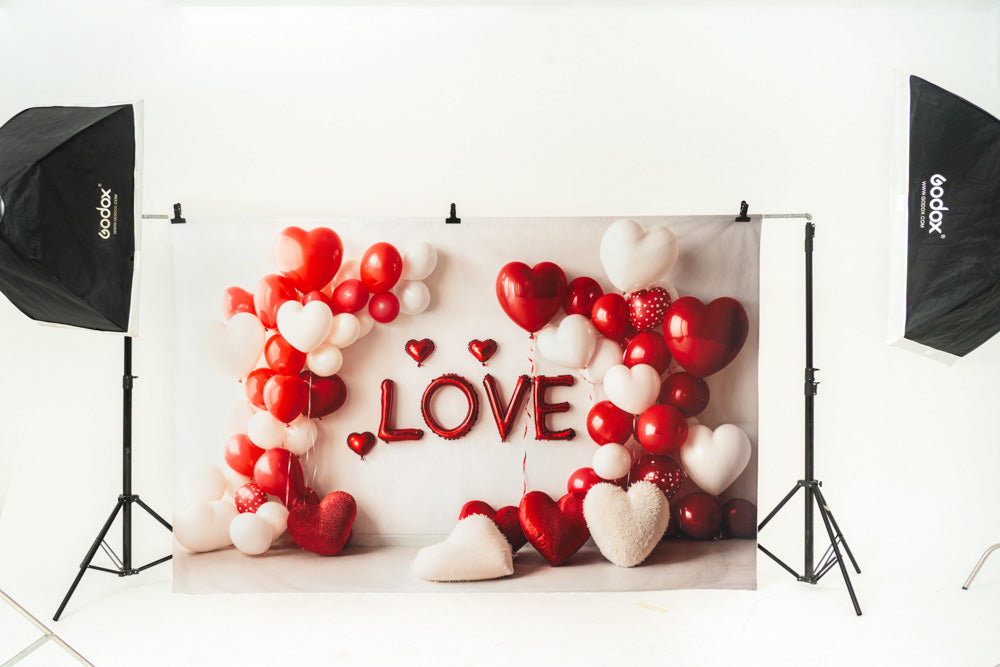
[495, 262, 567, 334]
[223, 286, 256, 319]
[635, 404, 688, 456]
[721, 498, 757, 539]
[234, 482, 268, 514]
[223, 433, 265, 478]
[244, 368, 275, 410]
[563, 276, 603, 317]
[518, 491, 589, 566]
[299, 372, 347, 418]
[629, 455, 685, 500]
[458, 500, 528, 552]
[468, 339, 498, 365]
[347, 431, 376, 458]
[264, 334, 306, 375]
[263, 374, 309, 424]
[253, 448, 307, 508]
[663, 296, 749, 378]
[586, 400, 634, 445]
[276, 226, 344, 294]
[287, 491, 357, 556]
[590, 293, 631, 341]
[657, 371, 710, 418]
[627, 286, 671, 332]
[623, 331, 672, 375]
[405, 338, 435, 365]
[254, 273, 298, 330]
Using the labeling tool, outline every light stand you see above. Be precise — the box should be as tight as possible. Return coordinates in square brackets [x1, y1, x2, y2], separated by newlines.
[756, 220, 863, 616]
[52, 337, 173, 621]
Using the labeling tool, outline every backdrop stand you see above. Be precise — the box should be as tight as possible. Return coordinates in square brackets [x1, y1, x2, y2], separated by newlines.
[53, 337, 173, 621]
[756, 216, 863, 616]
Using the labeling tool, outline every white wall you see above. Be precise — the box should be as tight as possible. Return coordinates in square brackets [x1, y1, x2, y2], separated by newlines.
[1, 0, 998, 604]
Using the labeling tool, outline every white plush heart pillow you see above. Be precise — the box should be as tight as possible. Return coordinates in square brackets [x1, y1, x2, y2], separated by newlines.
[413, 514, 514, 582]
[583, 481, 670, 568]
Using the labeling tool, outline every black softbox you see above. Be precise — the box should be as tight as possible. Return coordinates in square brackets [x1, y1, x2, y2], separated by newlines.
[0, 103, 141, 334]
[889, 76, 1000, 361]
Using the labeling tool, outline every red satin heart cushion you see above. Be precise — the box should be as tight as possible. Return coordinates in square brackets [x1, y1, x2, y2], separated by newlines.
[518, 491, 589, 566]
[287, 490, 357, 556]
[495, 262, 567, 334]
[405, 338, 435, 365]
[468, 339, 498, 365]
[663, 296, 749, 378]
[459, 500, 527, 552]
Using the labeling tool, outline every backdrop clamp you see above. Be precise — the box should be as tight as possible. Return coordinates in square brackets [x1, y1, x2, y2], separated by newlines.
[735, 200, 751, 222]
[171, 203, 186, 224]
[445, 203, 461, 224]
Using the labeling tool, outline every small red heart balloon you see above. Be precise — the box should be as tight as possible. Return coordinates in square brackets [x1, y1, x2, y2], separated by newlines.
[254, 273, 298, 330]
[658, 372, 710, 418]
[629, 455, 685, 499]
[586, 400, 635, 445]
[234, 482, 268, 514]
[253, 448, 307, 508]
[262, 374, 310, 424]
[264, 334, 307, 375]
[495, 261, 567, 334]
[287, 491, 357, 556]
[468, 339, 498, 365]
[223, 286, 256, 319]
[563, 276, 604, 317]
[244, 368, 275, 411]
[627, 286, 671, 332]
[635, 404, 688, 456]
[675, 492, 722, 539]
[663, 296, 749, 378]
[458, 501, 527, 552]
[347, 431, 376, 458]
[223, 433, 265, 478]
[360, 242, 403, 294]
[276, 226, 344, 294]
[623, 331, 672, 375]
[590, 293, 631, 341]
[721, 498, 757, 539]
[299, 372, 347, 418]
[405, 338, 435, 365]
[518, 491, 589, 566]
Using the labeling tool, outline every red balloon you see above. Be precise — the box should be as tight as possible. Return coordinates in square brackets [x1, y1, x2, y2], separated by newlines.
[253, 448, 308, 508]
[636, 404, 688, 456]
[223, 286, 256, 319]
[495, 261, 567, 334]
[276, 226, 344, 294]
[675, 492, 722, 539]
[359, 242, 403, 293]
[299, 372, 347, 418]
[627, 286, 672, 332]
[405, 338, 435, 365]
[663, 296, 749, 378]
[591, 293, 630, 341]
[303, 290, 337, 313]
[586, 400, 634, 445]
[468, 339, 498, 365]
[234, 482, 268, 514]
[244, 368, 275, 410]
[629, 455, 685, 499]
[254, 274, 298, 330]
[564, 277, 604, 317]
[721, 498, 757, 539]
[331, 279, 370, 314]
[347, 431, 376, 459]
[368, 292, 400, 323]
[263, 374, 310, 424]
[658, 372, 710, 418]
[567, 467, 626, 495]
[624, 331, 672, 375]
[223, 433, 265, 478]
[458, 501, 527, 552]
[264, 334, 306, 375]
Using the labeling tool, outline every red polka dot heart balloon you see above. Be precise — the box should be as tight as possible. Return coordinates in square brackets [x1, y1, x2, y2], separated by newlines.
[627, 286, 671, 332]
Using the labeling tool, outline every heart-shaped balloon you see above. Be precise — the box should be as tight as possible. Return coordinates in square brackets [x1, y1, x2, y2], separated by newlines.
[347, 431, 376, 458]
[583, 481, 670, 567]
[579, 336, 623, 385]
[564, 276, 603, 317]
[679, 424, 752, 496]
[630, 454, 685, 499]
[405, 338, 435, 366]
[599, 219, 679, 293]
[627, 287, 672, 332]
[253, 448, 308, 508]
[276, 300, 334, 354]
[413, 514, 514, 582]
[223, 286, 256, 319]
[206, 312, 266, 379]
[536, 314, 598, 369]
[459, 501, 527, 552]
[495, 261, 567, 334]
[275, 226, 344, 294]
[468, 339, 498, 365]
[663, 296, 749, 378]
[518, 491, 589, 566]
[287, 490, 357, 556]
[299, 372, 347, 418]
[262, 374, 309, 424]
[224, 433, 265, 478]
[254, 273, 298, 330]
[603, 363, 661, 415]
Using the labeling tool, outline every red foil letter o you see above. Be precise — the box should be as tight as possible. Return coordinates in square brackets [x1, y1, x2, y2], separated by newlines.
[421, 374, 479, 440]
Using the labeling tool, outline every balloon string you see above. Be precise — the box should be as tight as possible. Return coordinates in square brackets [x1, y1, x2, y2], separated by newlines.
[522, 449, 528, 497]
[524, 334, 534, 439]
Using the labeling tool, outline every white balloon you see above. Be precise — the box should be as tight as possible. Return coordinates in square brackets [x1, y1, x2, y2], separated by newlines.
[174, 500, 237, 553]
[592, 443, 633, 481]
[247, 411, 284, 449]
[603, 364, 661, 415]
[327, 313, 361, 348]
[536, 314, 598, 369]
[177, 466, 226, 506]
[307, 343, 343, 377]
[333, 258, 360, 284]
[283, 415, 318, 456]
[679, 424, 752, 496]
[226, 400, 255, 434]
[356, 311, 375, 338]
[396, 280, 431, 315]
[229, 512, 273, 556]
[206, 312, 265, 378]
[223, 468, 252, 497]
[276, 300, 333, 353]
[256, 501, 289, 541]
[580, 337, 624, 384]
[599, 218, 679, 293]
[401, 242, 438, 281]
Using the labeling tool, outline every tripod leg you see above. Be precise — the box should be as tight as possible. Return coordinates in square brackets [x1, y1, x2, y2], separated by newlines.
[134, 497, 173, 531]
[813, 489, 862, 616]
[758, 483, 803, 531]
[53, 499, 125, 622]
[816, 491, 861, 574]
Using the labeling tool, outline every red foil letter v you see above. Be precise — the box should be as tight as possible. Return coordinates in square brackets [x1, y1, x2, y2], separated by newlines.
[483, 374, 531, 442]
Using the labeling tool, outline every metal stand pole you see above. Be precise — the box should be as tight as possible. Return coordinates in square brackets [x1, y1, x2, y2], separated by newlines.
[757, 220, 863, 615]
[963, 543, 1000, 589]
[52, 337, 173, 621]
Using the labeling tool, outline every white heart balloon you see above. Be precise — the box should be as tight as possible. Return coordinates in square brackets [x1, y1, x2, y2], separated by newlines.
[174, 500, 238, 553]
[413, 514, 514, 582]
[584, 481, 670, 568]
[206, 312, 265, 379]
[229, 512, 273, 556]
[599, 218, 679, 293]
[401, 242, 438, 281]
[580, 336, 623, 384]
[592, 442, 632, 480]
[283, 415, 318, 456]
[603, 363, 661, 414]
[306, 343, 343, 377]
[396, 280, 431, 315]
[679, 423, 752, 496]
[276, 300, 333, 353]
[247, 410, 284, 449]
[537, 314, 598, 369]
[326, 313, 361, 348]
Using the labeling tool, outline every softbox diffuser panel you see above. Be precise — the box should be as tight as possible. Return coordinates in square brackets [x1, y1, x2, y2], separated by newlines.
[889, 76, 1000, 360]
[0, 104, 141, 334]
